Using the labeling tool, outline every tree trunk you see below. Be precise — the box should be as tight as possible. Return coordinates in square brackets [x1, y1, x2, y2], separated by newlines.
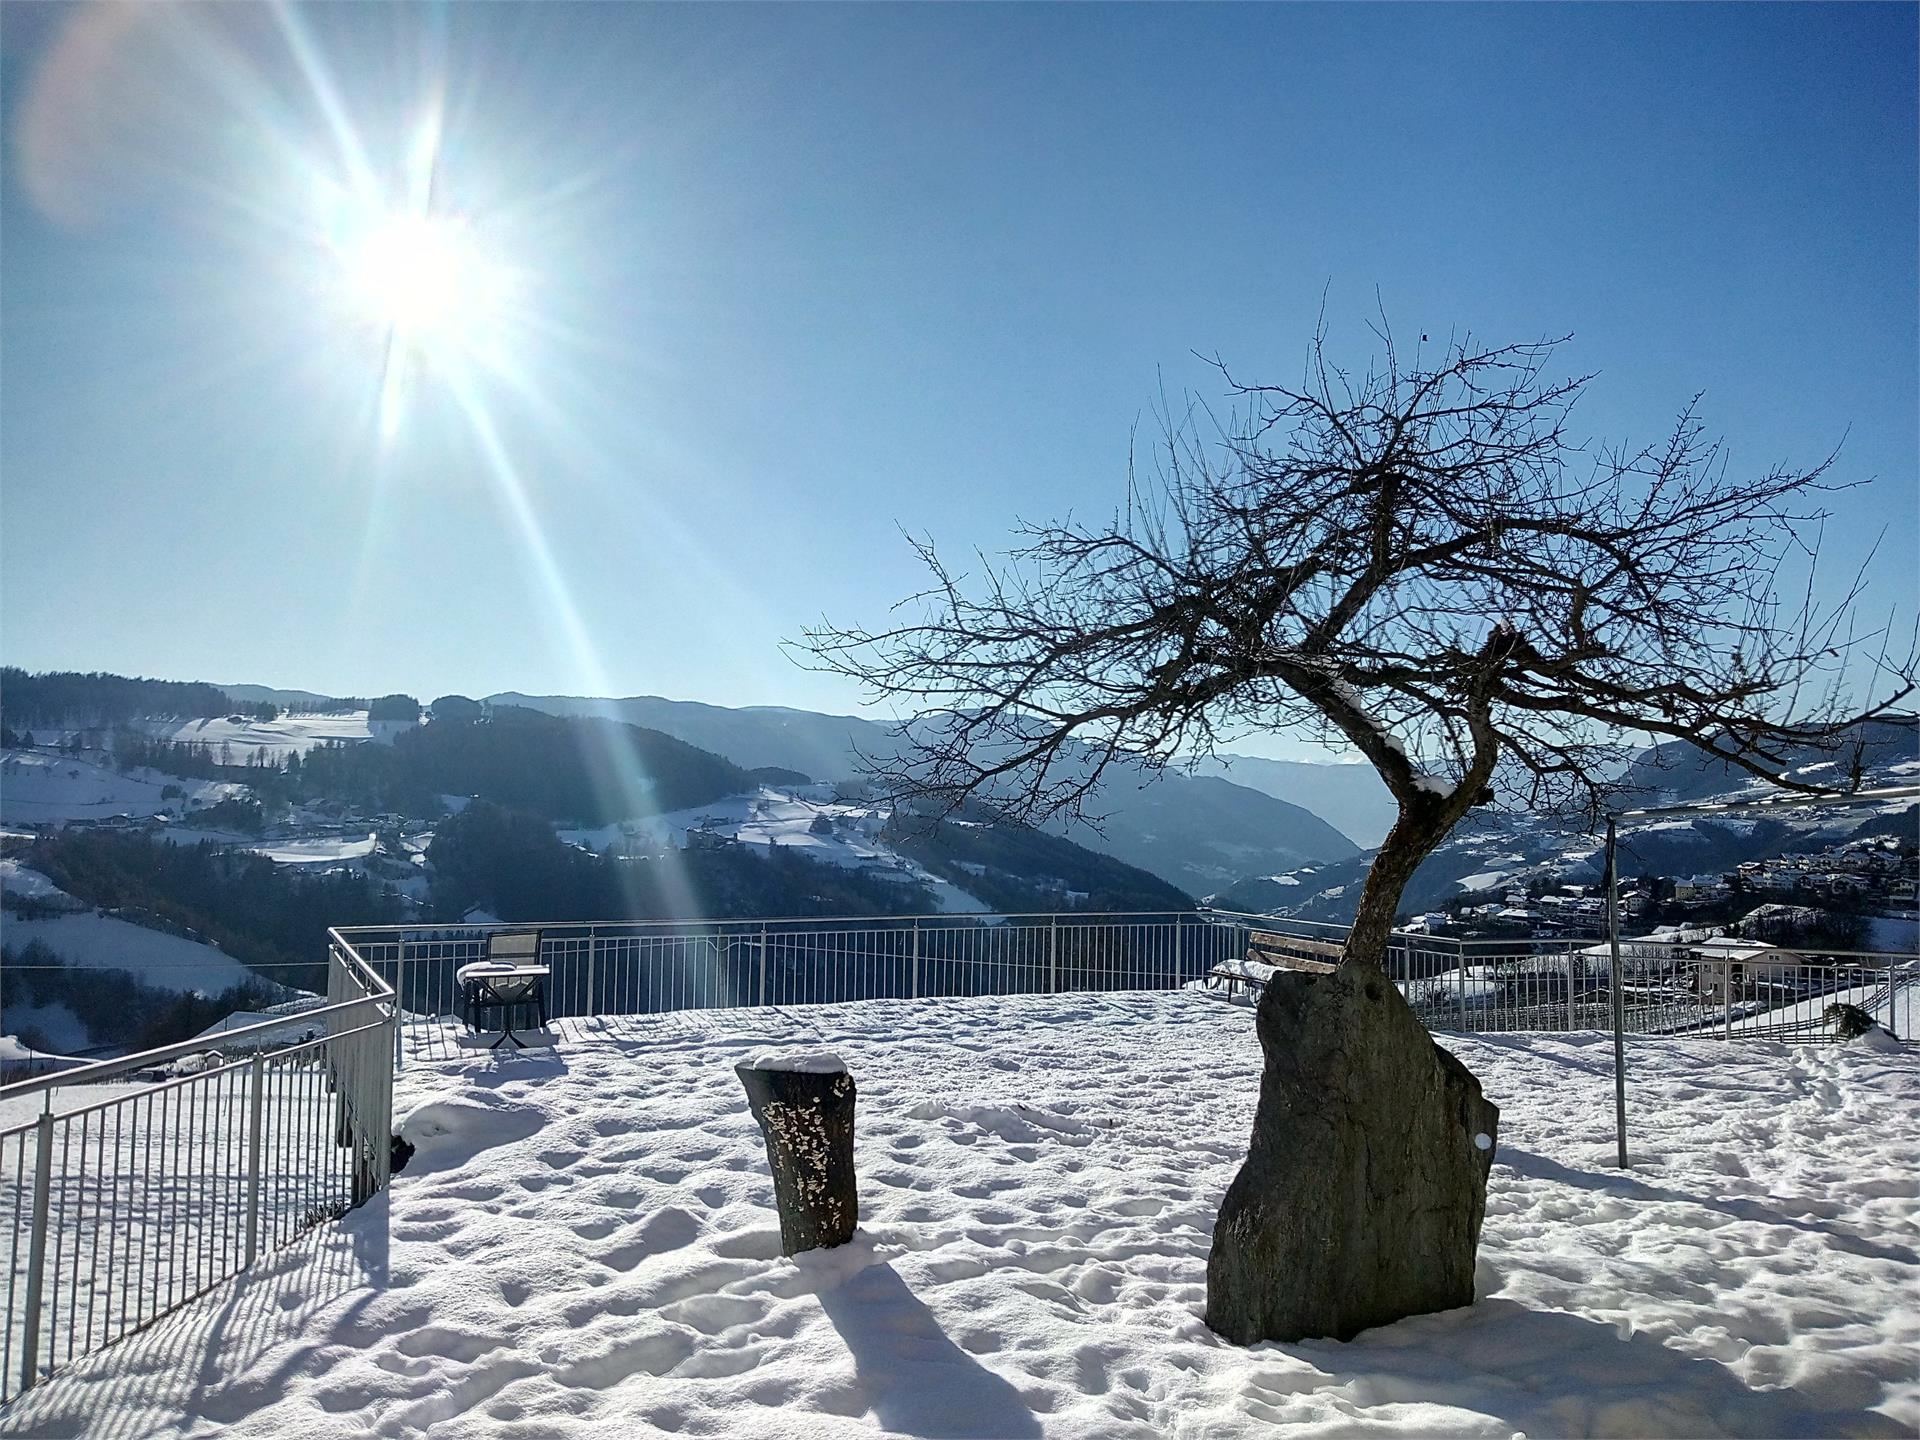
[1343, 799, 1452, 968]
[736, 1059, 859, 1255]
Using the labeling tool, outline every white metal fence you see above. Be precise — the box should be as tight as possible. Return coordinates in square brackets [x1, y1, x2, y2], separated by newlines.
[330, 909, 1916, 1061]
[0, 935, 395, 1405]
[337, 911, 1250, 1060]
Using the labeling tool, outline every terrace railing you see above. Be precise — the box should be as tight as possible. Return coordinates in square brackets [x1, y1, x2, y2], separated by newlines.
[335, 911, 1251, 1060]
[1195, 913, 1914, 1040]
[333, 909, 1915, 1063]
[0, 933, 396, 1405]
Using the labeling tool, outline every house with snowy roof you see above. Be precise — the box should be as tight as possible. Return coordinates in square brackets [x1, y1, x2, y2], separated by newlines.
[1687, 938, 1805, 1002]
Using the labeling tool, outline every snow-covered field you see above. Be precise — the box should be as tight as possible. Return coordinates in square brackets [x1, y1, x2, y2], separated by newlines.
[0, 857, 83, 909]
[1712, 977, 1919, 1042]
[140, 712, 415, 759]
[0, 752, 241, 827]
[245, 834, 380, 866]
[5, 993, 1914, 1439]
[2, 912, 256, 996]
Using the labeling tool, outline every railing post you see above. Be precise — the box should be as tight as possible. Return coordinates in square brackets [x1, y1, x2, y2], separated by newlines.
[758, 923, 769, 1007]
[586, 927, 600, 1020]
[246, 1053, 266, 1266]
[911, 919, 921, 1000]
[20, 1108, 55, 1396]
[377, 1009, 396, 1190]
[1049, 916, 1059, 994]
[1172, 912, 1183, 987]
[1567, 948, 1577, 1032]
[1722, 961, 1735, 1041]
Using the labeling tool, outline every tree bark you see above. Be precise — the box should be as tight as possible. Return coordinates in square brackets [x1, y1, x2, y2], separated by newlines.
[736, 1061, 859, 1255]
[1344, 799, 1453, 968]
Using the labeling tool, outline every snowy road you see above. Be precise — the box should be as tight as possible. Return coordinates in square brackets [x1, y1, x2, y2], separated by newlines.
[4, 992, 1915, 1438]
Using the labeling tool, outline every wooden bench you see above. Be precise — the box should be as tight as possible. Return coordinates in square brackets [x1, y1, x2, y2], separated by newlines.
[1207, 930, 1343, 998]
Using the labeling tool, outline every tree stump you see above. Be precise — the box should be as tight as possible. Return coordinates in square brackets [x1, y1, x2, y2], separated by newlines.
[735, 1051, 858, 1255]
[1205, 963, 1499, 1344]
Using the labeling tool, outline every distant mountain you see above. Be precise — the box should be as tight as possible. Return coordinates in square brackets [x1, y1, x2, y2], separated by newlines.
[221, 684, 346, 711]
[1214, 716, 1920, 925]
[489, 691, 1360, 894]
[487, 693, 874, 783]
[1617, 716, 1919, 805]
[1188, 754, 1395, 847]
[1051, 772, 1358, 896]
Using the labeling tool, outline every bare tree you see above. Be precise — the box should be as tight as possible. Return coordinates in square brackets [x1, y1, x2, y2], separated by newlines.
[803, 326, 1914, 966]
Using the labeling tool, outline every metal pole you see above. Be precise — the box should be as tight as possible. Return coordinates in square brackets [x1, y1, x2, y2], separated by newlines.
[1607, 817, 1628, 1169]
[1172, 912, 1183, 987]
[757, 923, 769, 1007]
[910, 919, 921, 1000]
[1049, 915, 1059, 994]
[1722, 956, 1735, 1041]
[392, 941, 406, 1071]
[586, 927, 599, 1020]
[20, 1109, 55, 1395]
[245, 1054, 266, 1266]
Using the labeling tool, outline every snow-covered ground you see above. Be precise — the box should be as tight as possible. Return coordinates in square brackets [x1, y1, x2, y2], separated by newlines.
[6, 993, 1913, 1439]
[0, 857, 83, 909]
[140, 712, 415, 759]
[0, 751, 241, 827]
[1707, 976, 1919, 1042]
[2, 912, 256, 996]
[245, 834, 379, 866]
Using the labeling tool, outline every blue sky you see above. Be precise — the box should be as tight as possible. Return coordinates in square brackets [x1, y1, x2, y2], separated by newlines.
[2, 3, 1914, 758]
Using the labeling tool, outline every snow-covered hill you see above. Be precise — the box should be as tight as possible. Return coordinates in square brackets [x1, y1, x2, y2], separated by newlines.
[7, 992, 1914, 1437]
[1219, 721, 1919, 926]
[560, 787, 993, 914]
[141, 710, 414, 758]
[0, 750, 242, 826]
[1, 910, 255, 997]
[490, 692, 1359, 893]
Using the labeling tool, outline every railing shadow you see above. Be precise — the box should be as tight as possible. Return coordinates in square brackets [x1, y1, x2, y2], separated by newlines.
[1499, 1145, 1918, 1265]
[0, 1196, 390, 1440]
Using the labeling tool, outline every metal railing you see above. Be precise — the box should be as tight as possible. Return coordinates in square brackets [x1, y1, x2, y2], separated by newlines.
[333, 908, 1915, 1058]
[0, 933, 395, 1405]
[335, 911, 1250, 1059]
[1197, 912, 1916, 1040]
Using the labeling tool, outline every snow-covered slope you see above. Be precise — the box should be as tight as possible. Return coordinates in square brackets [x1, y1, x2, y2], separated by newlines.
[0, 857, 83, 909]
[10, 993, 1914, 1438]
[141, 711, 414, 758]
[0, 751, 241, 826]
[561, 787, 992, 913]
[491, 692, 1359, 893]
[1, 912, 256, 996]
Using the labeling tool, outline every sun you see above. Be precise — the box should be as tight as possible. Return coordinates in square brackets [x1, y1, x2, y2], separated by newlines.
[338, 210, 496, 354]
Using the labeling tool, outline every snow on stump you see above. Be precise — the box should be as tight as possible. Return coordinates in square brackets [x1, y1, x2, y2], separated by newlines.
[1205, 963, 1499, 1345]
[735, 1049, 858, 1256]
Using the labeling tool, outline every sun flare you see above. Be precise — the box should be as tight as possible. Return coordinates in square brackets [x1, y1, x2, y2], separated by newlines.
[339, 210, 494, 351]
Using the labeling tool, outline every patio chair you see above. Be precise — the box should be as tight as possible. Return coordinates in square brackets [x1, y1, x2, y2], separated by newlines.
[456, 932, 550, 1049]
